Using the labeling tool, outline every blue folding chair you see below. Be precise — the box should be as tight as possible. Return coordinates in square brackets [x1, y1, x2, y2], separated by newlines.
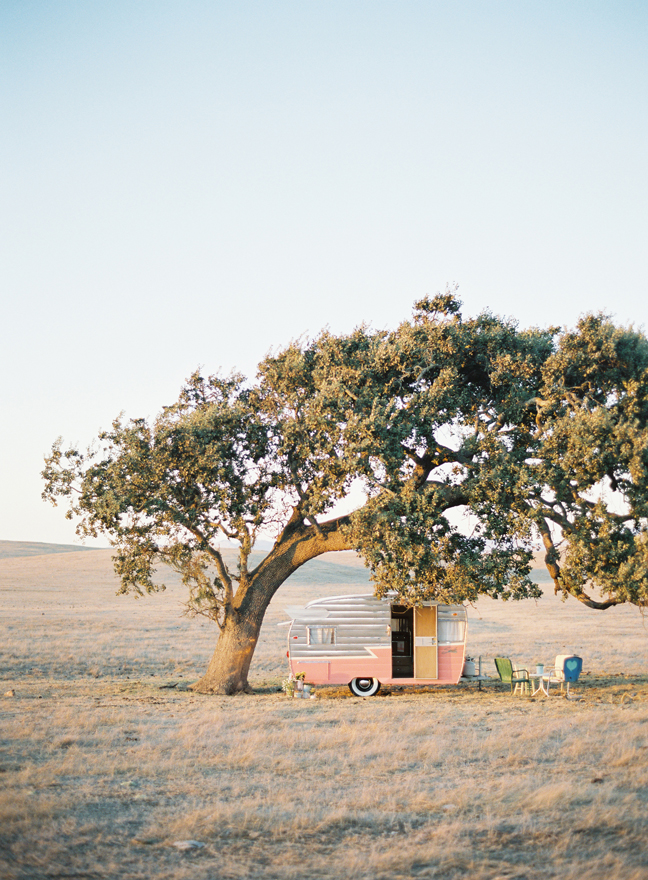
[543, 655, 582, 697]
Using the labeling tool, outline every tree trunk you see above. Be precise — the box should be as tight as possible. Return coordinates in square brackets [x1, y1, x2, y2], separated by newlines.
[190, 515, 353, 694]
[190, 608, 265, 695]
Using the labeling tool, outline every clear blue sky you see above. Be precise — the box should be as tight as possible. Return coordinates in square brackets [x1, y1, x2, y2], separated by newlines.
[1, 1, 647, 545]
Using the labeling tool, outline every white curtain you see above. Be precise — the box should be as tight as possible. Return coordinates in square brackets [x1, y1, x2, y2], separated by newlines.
[438, 620, 465, 644]
[308, 626, 336, 645]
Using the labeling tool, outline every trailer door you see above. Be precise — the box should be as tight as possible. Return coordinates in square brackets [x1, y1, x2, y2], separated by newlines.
[414, 606, 438, 679]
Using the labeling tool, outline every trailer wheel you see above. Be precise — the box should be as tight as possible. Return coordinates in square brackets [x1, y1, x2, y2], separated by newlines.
[349, 677, 381, 697]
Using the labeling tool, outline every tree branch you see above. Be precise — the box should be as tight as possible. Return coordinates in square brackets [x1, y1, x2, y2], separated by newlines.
[535, 515, 621, 609]
[182, 523, 234, 616]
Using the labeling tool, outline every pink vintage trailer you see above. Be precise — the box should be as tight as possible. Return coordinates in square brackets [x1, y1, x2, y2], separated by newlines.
[284, 593, 467, 696]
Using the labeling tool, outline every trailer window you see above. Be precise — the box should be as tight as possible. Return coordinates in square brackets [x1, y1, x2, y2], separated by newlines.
[308, 626, 336, 645]
[438, 619, 465, 644]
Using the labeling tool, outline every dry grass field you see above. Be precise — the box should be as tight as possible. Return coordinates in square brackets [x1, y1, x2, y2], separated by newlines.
[2, 544, 648, 879]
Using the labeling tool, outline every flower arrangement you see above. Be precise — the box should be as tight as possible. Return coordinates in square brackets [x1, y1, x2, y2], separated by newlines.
[282, 670, 310, 697]
[281, 674, 296, 697]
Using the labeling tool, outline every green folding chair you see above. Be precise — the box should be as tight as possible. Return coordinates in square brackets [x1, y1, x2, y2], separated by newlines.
[494, 657, 530, 695]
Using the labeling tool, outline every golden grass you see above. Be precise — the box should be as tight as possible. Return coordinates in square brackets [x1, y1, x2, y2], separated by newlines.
[1, 547, 648, 878]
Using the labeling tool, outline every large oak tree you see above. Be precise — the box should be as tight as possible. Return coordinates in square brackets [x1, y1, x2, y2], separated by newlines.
[43, 295, 648, 693]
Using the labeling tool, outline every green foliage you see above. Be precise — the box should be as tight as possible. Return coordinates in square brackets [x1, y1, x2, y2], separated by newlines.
[529, 314, 648, 606]
[43, 296, 648, 629]
[42, 372, 281, 625]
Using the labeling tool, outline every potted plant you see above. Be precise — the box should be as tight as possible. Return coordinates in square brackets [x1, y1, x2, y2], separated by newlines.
[295, 671, 306, 692]
[535, 662, 544, 675]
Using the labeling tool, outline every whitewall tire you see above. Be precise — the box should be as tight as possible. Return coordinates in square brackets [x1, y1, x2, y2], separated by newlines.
[348, 677, 381, 697]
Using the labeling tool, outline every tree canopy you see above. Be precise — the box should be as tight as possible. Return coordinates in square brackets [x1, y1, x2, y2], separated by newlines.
[43, 295, 648, 692]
